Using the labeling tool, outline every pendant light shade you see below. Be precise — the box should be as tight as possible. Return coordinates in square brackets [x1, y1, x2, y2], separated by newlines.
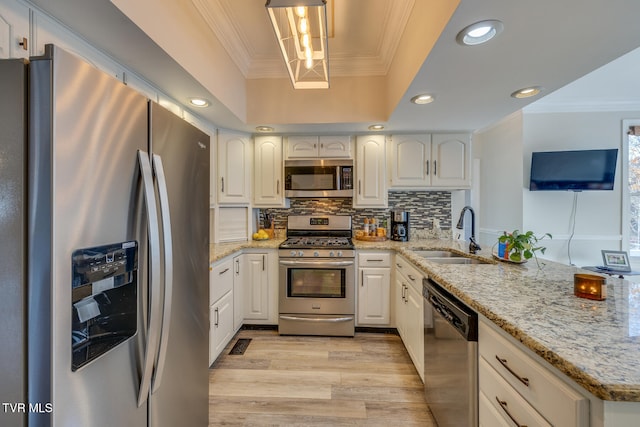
[266, 0, 329, 89]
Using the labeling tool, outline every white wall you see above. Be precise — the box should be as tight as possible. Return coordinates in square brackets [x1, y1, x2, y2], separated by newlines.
[476, 108, 639, 267]
[474, 111, 524, 248]
[522, 111, 628, 266]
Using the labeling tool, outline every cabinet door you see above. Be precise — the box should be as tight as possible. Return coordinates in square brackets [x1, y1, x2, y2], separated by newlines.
[357, 267, 390, 325]
[254, 135, 284, 207]
[0, 1, 31, 59]
[217, 131, 251, 203]
[430, 133, 470, 187]
[354, 135, 387, 207]
[286, 136, 318, 158]
[209, 132, 216, 206]
[404, 283, 424, 381]
[318, 136, 352, 158]
[210, 290, 234, 365]
[243, 253, 269, 320]
[210, 258, 233, 305]
[389, 134, 430, 187]
[233, 255, 244, 331]
[394, 277, 406, 337]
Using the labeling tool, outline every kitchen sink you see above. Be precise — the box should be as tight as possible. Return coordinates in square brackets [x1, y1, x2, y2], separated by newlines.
[424, 257, 490, 265]
[412, 249, 492, 265]
[412, 250, 466, 258]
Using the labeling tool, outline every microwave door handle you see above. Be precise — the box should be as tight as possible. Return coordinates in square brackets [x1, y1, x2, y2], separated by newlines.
[151, 154, 173, 393]
[136, 150, 163, 407]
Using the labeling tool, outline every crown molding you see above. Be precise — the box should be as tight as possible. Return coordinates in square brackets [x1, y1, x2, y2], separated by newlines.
[191, 0, 251, 77]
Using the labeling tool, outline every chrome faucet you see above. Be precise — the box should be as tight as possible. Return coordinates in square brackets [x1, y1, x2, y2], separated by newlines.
[456, 206, 481, 254]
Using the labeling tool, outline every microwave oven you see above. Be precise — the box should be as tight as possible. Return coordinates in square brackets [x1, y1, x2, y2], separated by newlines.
[284, 159, 354, 198]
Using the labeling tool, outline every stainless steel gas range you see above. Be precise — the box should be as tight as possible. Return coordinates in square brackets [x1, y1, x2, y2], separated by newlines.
[278, 215, 355, 336]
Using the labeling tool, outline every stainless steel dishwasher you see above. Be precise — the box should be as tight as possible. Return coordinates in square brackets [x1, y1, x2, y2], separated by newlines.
[423, 278, 478, 427]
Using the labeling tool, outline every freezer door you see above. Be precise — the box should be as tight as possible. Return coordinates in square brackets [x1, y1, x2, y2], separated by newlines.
[148, 103, 210, 427]
[0, 59, 28, 427]
[28, 45, 148, 426]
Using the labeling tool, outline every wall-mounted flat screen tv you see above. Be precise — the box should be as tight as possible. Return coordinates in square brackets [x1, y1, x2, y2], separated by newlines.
[529, 148, 618, 191]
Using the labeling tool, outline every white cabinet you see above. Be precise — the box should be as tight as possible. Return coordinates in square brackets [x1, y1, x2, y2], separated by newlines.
[357, 252, 391, 326]
[217, 130, 251, 204]
[389, 134, 430, 187]
[286, 135, 352, 158]
[430, 133, 471, 188]
[254, 135, 286, 207]
[232, 255, 244, 331]
[388, 133, 471, 189]
[243, 253, 270, 322]
[394, 255, 424, 381]
[0, 0, 30, 59]
[319, 136, 352, 157]
[354, 135, 387, 207]
[478, 318, 589, 427]
[209, 290, 233, 365]
[210, 131, 216, 206]
[209, 257, 235, 364]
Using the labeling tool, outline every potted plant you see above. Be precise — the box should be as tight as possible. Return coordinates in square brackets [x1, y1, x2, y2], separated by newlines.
[498, 230, 552, 267]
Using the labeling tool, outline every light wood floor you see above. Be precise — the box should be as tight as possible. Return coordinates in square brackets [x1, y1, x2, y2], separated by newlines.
[209, 329, 436, 426]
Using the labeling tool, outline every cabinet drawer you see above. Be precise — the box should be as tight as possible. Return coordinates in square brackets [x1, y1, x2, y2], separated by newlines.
[358, 252, 391, 267]
[395, 255, 424, 292]
[210, 258, 234, 304]
[479, 357, 551, 427]
[479, 321, 589, 427]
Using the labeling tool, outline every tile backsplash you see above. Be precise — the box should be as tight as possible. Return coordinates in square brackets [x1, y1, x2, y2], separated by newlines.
[260, 191, 452, 238]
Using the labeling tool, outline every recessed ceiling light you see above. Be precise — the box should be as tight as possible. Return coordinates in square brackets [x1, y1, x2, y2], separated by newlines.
[511, 86, 542, 99]
[255, 126, 275, 132]
[368, 124, 385, 131]
[189, 97, 210, 107]
[411, 94, 435, 105]
[457, 20, 504, 46]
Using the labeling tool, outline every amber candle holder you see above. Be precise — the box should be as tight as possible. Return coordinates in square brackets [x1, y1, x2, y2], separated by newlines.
[574, 273, 607, 301]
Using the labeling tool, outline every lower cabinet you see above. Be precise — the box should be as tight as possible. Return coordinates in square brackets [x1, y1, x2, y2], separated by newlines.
[243, 253, 269, 322]
[210, 257, 234, 364]
[478, 318, 589, 426]
[209, 290, 233, 366]
[394, 255, 424, 382]
[233, 255, 243, 331]
[357, 252, 391, 326]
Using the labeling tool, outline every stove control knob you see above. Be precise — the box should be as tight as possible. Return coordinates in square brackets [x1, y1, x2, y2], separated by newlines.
[313, 251, 320, 257]
[298, 251, 304, 257]
[337, 251, 343, 257]
[329, 251, 335, 257]
[290, 250, 297, 257]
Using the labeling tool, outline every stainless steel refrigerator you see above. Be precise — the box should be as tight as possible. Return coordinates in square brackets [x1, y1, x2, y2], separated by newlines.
[0, 44, 210, 426]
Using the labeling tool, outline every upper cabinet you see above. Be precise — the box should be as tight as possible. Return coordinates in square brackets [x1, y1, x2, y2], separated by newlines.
[431, 133, 471, 188]
[217, 130, 252, 204]
[354, 135, 387, 208]
[389, 133, 471, 189]
[388, 134, 430, 187]
[286, 135, 352, 158]
[253, 135, 286, 207]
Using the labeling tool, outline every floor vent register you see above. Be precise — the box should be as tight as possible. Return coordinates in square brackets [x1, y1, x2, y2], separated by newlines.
[229, 338, 252, 355]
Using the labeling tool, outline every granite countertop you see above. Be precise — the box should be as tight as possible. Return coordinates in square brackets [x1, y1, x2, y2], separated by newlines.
[210, 237, 640, 402]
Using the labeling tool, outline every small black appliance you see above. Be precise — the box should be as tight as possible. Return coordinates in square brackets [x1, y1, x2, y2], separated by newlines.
[391, 210, 410, 241]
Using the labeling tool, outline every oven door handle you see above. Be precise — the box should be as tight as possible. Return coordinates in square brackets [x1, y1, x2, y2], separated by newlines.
[279, 315, 354, 323]
[279, 260, 354, 267]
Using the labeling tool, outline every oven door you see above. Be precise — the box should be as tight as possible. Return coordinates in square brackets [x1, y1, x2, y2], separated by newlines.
[279, 258, 355, 315]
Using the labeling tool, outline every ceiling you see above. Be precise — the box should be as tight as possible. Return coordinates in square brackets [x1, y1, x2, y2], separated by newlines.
[26, 0, 640, 134]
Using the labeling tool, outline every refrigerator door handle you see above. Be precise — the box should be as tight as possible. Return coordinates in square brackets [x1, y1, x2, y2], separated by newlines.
[151, 154, 173, 393]
[137, 150, 163, 407]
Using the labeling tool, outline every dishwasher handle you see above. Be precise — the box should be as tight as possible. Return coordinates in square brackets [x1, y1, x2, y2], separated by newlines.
[424, 278, 478, 341]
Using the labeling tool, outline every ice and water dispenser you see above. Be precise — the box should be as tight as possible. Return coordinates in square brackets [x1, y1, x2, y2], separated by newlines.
[71, 241, 138, 371]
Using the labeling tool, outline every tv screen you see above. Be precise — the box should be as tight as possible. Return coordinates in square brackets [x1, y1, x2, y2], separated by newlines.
[529, 148, 618, 191]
